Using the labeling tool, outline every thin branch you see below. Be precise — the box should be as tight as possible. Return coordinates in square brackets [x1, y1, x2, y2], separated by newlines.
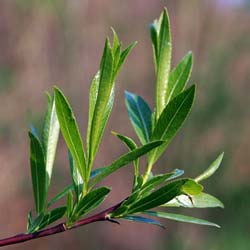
[0, 201, 123, 247]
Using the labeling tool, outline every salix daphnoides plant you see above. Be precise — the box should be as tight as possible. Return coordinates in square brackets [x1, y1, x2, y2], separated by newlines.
[0, 8, 224, 247]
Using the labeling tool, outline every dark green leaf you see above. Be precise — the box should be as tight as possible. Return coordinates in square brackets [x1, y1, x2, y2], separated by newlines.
[148, 85, 196, 166]
[74, 187, 110, 218]
[127, 179, 187, 214]
[122, 215, 165, 228]
[166, 52, 193, 104]
[48, 185, 73, 208]
[38, 206, 67, 230]
[195, 152, 224, 182]
[29, 131, 46, 215]
[66, 191, 73, 219]
[140, 169, 184, 195]
[54, 87, 87, 184]
[90, 141, 164, 188]
[145, 211, 220, 228]
[27, 213, 44, 233]
[125, 91, 152, 144]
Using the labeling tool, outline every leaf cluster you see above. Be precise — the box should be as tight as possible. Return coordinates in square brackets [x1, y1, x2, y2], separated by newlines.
[26, 8, 224, 233]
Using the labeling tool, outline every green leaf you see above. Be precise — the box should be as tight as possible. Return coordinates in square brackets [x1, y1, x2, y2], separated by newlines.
[166, 52, 193, 104]
[195, 152, 224, 182]
[112, 131, 139, 179]
[38, 206, 67, 230]
[27, 213, 44, 233]
[74, 187, 110, 218]
[127, 179, 187, 214]
[152, 8, 172, 118]
[54, 87, 87, 184]
[148, 85, 196, 166]
[115, 41, 137, 75]
[122, 215, 165, 228]
[42, 95, 60, 193]
[164, 192, 224, 208]
[86, 71, 114, 169]
[87, 39, 114, 169]
[68, 150, 83, 201]
[29, 131, 46, 215]
[66, 191, 74, 219]
[145, 211, 220, 228]
[125, 91, 152, 144]
[27, 210, 34, 232]
[48, 185, 73, 208]
[140, 169, 184, 196]
[181, 179, 203, 195]
[90, 141, 164, 188]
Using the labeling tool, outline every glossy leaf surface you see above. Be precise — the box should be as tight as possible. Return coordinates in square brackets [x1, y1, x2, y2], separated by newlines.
[54, 87, 87, 183]
[122, 215, 164, 228]
[125, 91, 152, 144]
[29, 131, 46, 215]
[148, 85, 196, 166]
[166, 52, 193, 104]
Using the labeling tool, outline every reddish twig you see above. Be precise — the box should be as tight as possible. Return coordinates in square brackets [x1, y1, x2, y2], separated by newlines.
[0, 201, 122, 247]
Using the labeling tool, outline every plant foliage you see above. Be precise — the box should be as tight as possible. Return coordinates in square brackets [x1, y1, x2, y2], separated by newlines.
[22, 8, 224, 236]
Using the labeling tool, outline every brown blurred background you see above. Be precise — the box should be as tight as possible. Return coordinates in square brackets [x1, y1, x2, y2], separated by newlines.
[0, 0, 249, 249]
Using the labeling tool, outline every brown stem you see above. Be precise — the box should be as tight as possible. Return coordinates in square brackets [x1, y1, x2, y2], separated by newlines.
[0, 201, 122, 247]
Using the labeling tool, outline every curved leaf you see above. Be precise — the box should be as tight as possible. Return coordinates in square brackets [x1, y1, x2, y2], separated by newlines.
[195, 152, 224, 182]
[29, 131, 46, 215]
[54, 87, 87, 184]
[125, 91, 152, 144]
[148, 85, 196, 166]
[166, 51, 193, 104]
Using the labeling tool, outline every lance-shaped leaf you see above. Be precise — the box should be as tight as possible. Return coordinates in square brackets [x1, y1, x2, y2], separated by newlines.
[29, 131, 46, 215]
[114, 41, 137, 76]
[69, 150, 83, 201]
[90, 141, 164, 188]
[166, 52, 193, 104]
[164, 192, 224, 208]
[126, 179, 187, 214]
[151, 8, 172, 118]
[54, 87, 87, 184]
[42, 95, 60, 192]
[86, 70, 114, 170]
[37, 206, 67, 231]
[87, 39, 114, 169]
[122, 215, 164, 228]
[66, 191, 73, 219]
[27, 213, 44, 233]
[145, 211, 220, 228]
[125, 91, 152, 144]
[112, 131, 139, 179]
[74, 187, 110, 218]
[140, 169, 184, 196]
[148, 85, 196, 166]
[195, 152, 224, 182]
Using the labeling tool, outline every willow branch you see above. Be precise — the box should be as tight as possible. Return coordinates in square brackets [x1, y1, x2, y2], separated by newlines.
[0, 201, 122, 247]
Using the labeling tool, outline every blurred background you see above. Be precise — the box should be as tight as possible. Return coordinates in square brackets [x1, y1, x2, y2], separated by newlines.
[0, 0, 249, 249]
